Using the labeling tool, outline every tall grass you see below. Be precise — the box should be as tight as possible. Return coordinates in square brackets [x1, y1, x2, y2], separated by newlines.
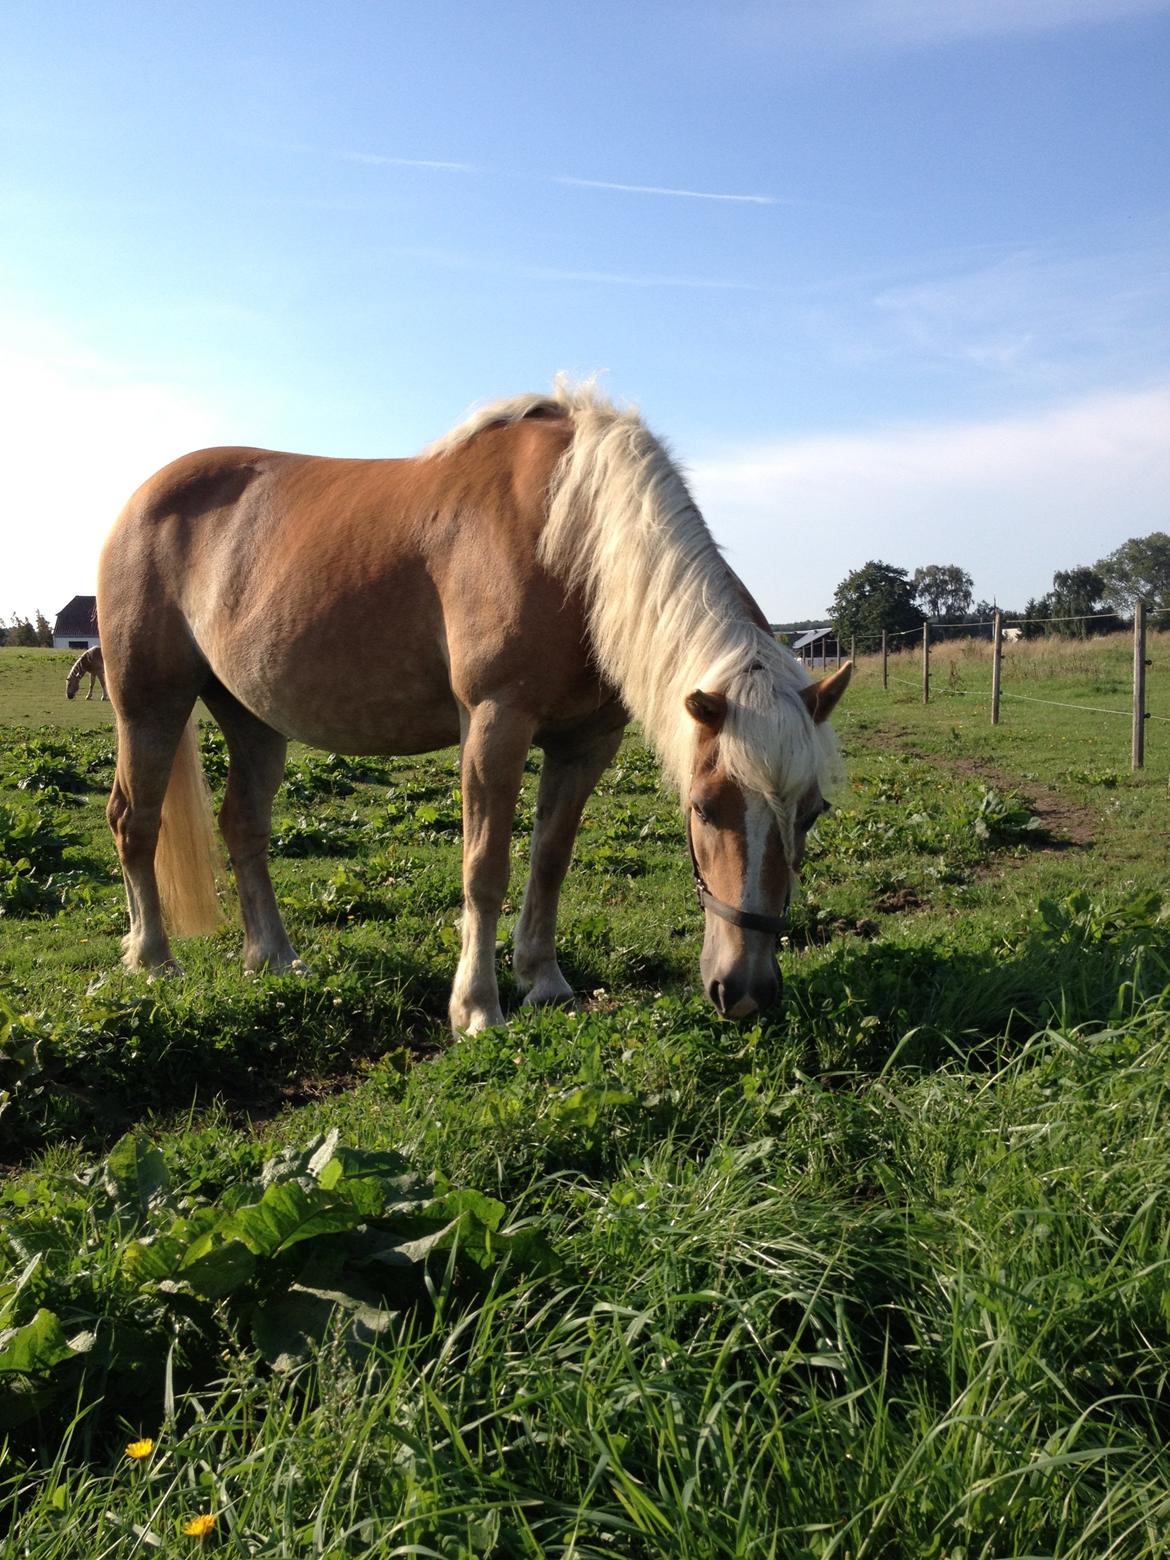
[862, 626, 1169, 691]
[2, 640, 1170, 1556]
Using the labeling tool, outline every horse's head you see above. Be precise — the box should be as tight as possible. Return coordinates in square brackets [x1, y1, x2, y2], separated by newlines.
[684, 662, 851, 1019]
[65, 670, 80, 700]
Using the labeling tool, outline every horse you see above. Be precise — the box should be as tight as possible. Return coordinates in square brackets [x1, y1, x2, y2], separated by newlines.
[97, 383, 850, 1032]
[65, 646, 107, 701]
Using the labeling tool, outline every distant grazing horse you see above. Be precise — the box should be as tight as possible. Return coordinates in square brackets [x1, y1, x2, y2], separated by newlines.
[66, 646, 107, 701]
[97, 384, 850, 1032]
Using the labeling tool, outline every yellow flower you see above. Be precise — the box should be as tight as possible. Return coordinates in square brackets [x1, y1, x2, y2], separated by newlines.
[125, 1438, 155, 1461]
[183, 1513, 216, 1539]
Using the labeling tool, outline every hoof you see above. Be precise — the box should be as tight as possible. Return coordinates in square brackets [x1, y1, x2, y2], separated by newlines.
[243, 949, 310, 976]
[520, 972, 575, 1009]
[121, 935, 181, 976]
[448, 998, 506, 1036]
[514, 959, 574, 1008]
[145, 961, 183, 982]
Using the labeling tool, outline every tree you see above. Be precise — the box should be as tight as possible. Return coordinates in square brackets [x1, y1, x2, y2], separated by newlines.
[1020, 596, 1050, 640]
[6, 615, 37, 647]
[1095, 532, 1170, 616]
[829, 561, 925, 650]
[33, 611, 53, 647]
[913, 563, 974, 621]
[1048, 567, 1107, 638]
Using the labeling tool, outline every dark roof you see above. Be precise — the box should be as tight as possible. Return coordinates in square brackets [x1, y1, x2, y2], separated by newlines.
[790, 626, 834, 651]
[54, 595, 98, 636]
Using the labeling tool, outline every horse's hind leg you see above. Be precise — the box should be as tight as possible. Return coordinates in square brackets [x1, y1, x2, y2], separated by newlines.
[513, 724, 624, 1006]
[200, 685, 303, 974]
[108, 710, 194, 973]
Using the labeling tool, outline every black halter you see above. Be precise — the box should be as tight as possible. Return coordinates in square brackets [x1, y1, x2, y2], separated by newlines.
[685, 810, 788, 937]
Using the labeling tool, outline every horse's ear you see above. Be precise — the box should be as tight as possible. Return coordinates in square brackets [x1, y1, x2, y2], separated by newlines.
[685, 689, 727, 733]
[800, 662, 852, 724]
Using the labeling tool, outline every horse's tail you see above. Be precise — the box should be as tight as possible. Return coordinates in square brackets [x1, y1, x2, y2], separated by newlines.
[156, 718, 226, 938]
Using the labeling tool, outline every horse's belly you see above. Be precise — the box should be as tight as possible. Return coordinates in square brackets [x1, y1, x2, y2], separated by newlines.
[217, 644, 462, 757]
[276, 695, 462, 756]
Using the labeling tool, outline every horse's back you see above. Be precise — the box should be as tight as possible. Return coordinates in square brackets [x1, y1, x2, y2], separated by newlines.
[97, 416, 610, 751]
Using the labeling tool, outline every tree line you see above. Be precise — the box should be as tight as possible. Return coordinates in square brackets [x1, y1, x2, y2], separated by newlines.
[828, 531, 1170, 646]
[0, 613, 54, 648]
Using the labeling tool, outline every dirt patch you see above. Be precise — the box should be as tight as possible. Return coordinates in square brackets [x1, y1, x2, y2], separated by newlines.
[942, 754, 1097, 848]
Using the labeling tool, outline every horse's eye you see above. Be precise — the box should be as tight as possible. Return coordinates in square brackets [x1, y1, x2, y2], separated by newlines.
[692, 802, 710, 825]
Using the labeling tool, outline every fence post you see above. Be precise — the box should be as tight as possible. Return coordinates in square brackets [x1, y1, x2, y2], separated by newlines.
[922, 623, 930, 704]
[1132, 600, 1147, 770]
[850, 635, 856, 666]
[881, 630, 888, 690]
[836, 637, 842, 670]
[991, 609, 1003, 726]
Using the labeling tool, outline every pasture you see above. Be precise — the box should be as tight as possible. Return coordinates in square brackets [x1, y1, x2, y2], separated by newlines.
[2, 639, 1169, 1556]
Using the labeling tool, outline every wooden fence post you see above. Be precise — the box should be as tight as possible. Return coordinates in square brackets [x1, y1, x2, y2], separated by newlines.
[991, 609, 1003, 726]
[922, 623, 930, 704]
[1132, 600, 1147, 770]
[850, 635, 856, 666]
[881, 630, 888, 690]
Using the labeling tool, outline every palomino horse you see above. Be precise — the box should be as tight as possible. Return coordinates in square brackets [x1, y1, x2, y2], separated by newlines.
[97, 385, 850, 1032]
[66, 646, 107, 701]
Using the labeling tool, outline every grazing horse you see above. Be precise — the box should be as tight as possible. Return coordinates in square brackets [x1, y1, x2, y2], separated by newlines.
[97, 384, 850, 1032]
[66, 646, 107, 701]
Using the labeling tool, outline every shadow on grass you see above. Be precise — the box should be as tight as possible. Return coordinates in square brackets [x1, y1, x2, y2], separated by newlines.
[784, 908, 1170, 1075]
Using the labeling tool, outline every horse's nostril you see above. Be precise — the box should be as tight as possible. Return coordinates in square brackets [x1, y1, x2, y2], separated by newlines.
[707, 979, 727, 1015]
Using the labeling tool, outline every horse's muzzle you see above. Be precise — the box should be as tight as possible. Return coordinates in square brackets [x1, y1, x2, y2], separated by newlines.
[706, 965, 781, 1020]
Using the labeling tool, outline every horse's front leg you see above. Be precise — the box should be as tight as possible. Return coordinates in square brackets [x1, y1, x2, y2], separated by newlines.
[513, 725, 624, 1006]
[450, 701, 533, 1034]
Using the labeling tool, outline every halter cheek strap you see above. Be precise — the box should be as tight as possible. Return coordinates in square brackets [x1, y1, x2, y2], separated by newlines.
[685, 812, 788, 937]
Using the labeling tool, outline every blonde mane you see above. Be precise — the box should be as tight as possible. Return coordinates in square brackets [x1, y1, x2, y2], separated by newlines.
[425, 381, 842, 809]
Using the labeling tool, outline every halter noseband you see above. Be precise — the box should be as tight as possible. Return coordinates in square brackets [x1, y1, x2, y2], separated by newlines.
[685, 810, 788, 937]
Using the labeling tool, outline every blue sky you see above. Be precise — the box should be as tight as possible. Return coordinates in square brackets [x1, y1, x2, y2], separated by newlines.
[3, 0, 1168, 622]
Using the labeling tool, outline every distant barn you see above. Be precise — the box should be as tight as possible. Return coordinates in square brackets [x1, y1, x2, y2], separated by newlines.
[53, 595, 100, 651]
[790, 625, 837, 667]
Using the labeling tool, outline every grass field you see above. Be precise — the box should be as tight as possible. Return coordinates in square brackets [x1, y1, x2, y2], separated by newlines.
[2, 640, 1169, 1557]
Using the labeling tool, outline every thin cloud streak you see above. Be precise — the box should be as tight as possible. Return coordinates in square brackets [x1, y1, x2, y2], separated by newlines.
[552, 176, 775, 205]
[341, 149, 775, 206]
[342, 152, 477, 173]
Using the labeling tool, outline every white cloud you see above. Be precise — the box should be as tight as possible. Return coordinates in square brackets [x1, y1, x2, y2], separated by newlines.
[0, 331, 226, 619]
[688, 387, 1170, 617]
[871, 249, 1168, 376]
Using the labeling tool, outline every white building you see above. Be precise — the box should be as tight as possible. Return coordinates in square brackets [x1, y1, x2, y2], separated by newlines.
[53, 595, 100, 650]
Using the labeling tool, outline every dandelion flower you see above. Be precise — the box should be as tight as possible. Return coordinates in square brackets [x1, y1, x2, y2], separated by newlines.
[125, 1438, 154, 1460]
[183, 1513, 216, 1539]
